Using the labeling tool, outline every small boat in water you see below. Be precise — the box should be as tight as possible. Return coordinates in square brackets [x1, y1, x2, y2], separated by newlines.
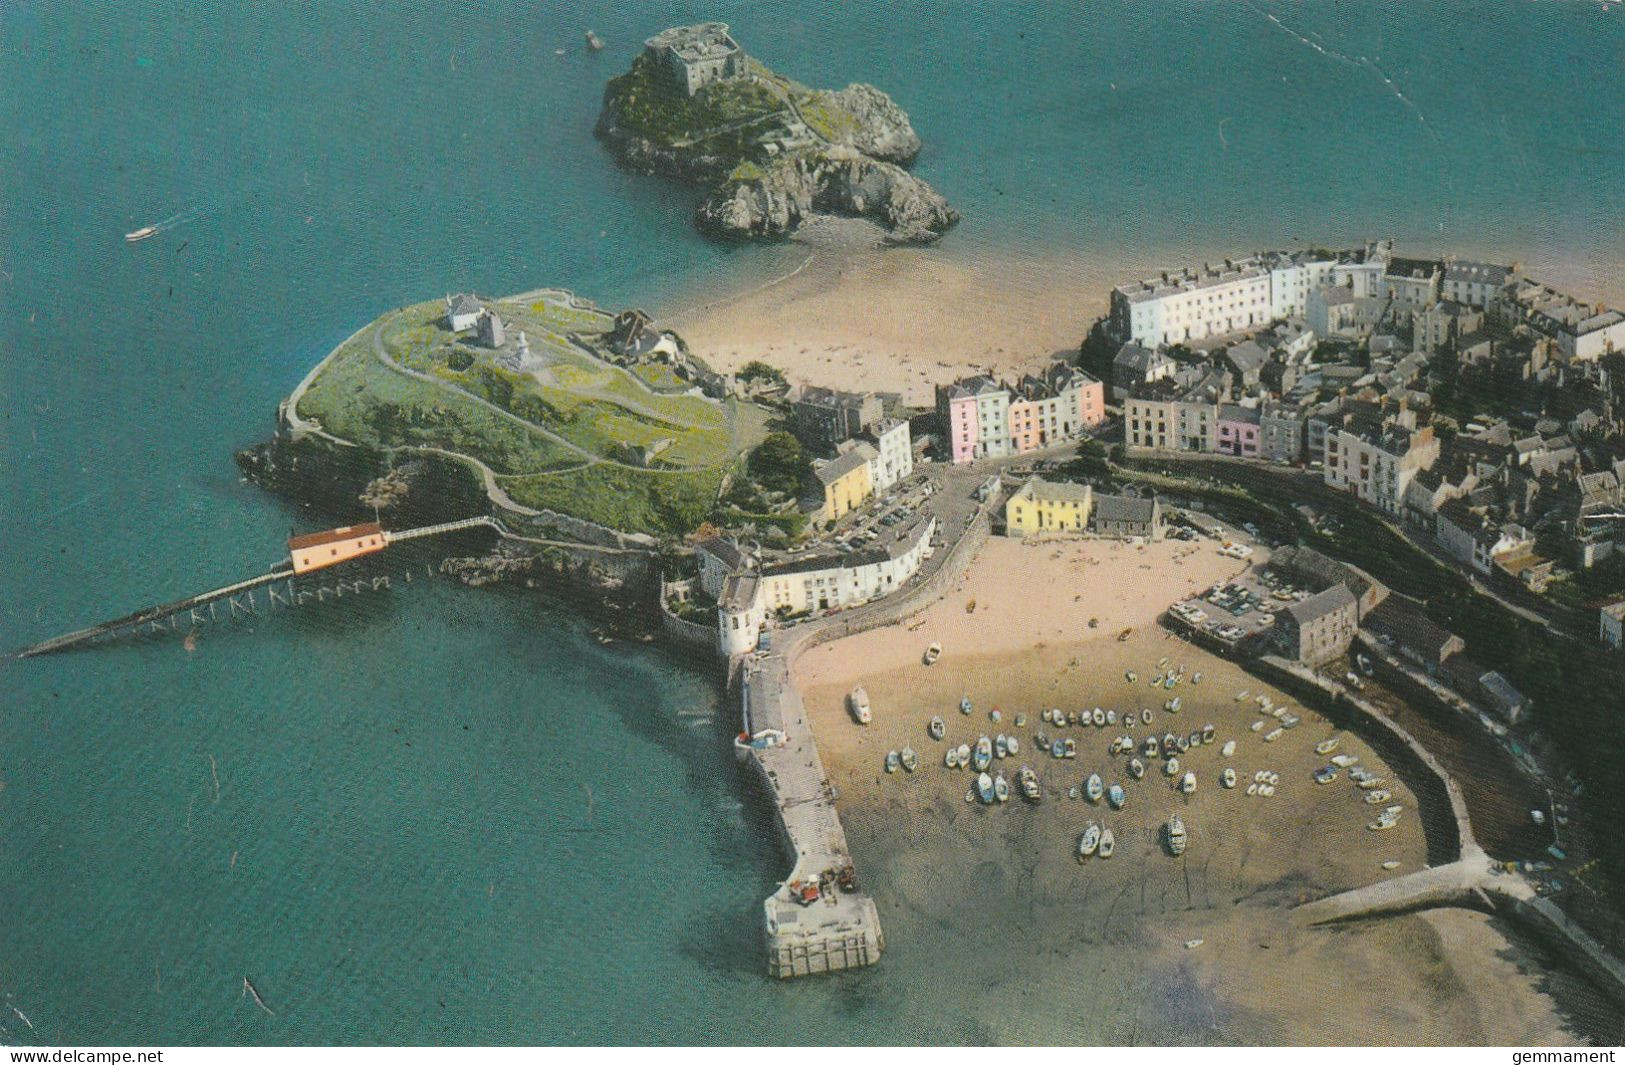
[1098, 827, 1115, 858]
[1129, 757, 1145, 780]
[885, 750, 901, 773]
[1015, 712, 1026, 728]
[125, 225, 158, 243]
[994, 772, 1011, 803]
[1315, 738, 1340, 755]
[900, 746, 918, 772]
[923, 642, 942, 665]
[1078, 822, 1101, 859]
[973, 736, 993, 772]
[584, 29, 605, 51]
[1085, 773, 1104, 803]
[849, 686, 873, 724]
[1177, 735, 1190, 753]
[1221, 740, 1236, 757]
[977, 771, 996, 804]
[1221, 767, 1237, 789]
[929, 716, 946, 741]
[1235, 690, 1251, 702]
[1165, 814, 1187, 856]
[1180, 771, 1196, 795]
[1108, 783, 1126, 809]
[1019, 764, 1041, 802]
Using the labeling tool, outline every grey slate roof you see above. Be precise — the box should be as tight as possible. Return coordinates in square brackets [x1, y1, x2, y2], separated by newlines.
[1092, 494, 1157, 525]
[1286, 583, 1356, 625]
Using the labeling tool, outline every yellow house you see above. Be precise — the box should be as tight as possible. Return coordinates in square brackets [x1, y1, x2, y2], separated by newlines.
[1005, 477, 1092, 535]
[814, 444, 875, 522]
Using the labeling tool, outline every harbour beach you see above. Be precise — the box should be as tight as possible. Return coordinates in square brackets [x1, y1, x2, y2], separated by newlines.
[790, 536, 1604, 1043]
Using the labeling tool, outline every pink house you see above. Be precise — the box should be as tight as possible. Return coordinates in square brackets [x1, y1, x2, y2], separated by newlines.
[935, 384, 981, 464]
[1077, 372, 1106, 428]
[1216, 403, 1261, 458]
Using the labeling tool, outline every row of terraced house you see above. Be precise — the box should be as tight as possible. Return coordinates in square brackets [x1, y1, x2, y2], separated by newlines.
[935, 361, 1107, 464]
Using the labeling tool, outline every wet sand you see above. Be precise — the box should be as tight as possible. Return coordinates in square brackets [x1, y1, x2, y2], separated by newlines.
[792, 536, 1599, 1044]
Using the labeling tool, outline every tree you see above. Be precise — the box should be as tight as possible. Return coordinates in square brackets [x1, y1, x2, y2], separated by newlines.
[748, 431, 810, 496]
[738, 360, 787, 387]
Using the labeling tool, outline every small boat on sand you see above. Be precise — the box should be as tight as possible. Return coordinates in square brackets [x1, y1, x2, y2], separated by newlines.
[1176, 735, 1190, 753]
[995, 734, 1009, 759]
[1180, 771, 1196, 795]
[1165, 814, 1187, 856]
[1367, 812, 1399, 832]
[1085, 773, 1104, 803]
[1063, 738, 1078, 759]
[885, 750, 901, 773]
[1141, 708, 1153, 725]
[1126, 670, 1138, 683]
[994, 772, 1010, 803]
[1106, 709, 1118, 726]
[1330, 754, 1358, 768]
[1192, 672, 1203, 685]
[849, 686, 872, 724]
[1078, 822, 1101, 859]
[1313, 766, 1338, 785]
[977, 772, 996, 804]
[1098, 827, 1115, 857]
[1363, 790, 1392, 805]
[923, 642, 942, 665]
[1092, 707, 1106, 727]
[1163, 756, 1180, 777]
[1166, 696, 1182, 713]
[944, 746, 961, 768]
[1184, 938, 1204, 950]
[1129, 757, 1146, 780]
[1006, 735, 1020, 756]
[1052, 739, 1066, 759]
[1250, 720, 1265, 732]
[1381, 860, 1401, 870]
[1221, 767, 1236, 789]
[1187, 730, 1202, 749]
[960, 695, 973, 714]
[1143, 737, 1159, 758]
[1108, 783, 1126, 809]
[929, 716, 946, 741]
[1019, 765, 1041, 802]
[1263, 727, 1283, 743]
[1201, 723, 1216, 744]
[1221, 740, 1236, 757]
[900, 747, 917, 772]
[1357, 777, 1386, 790]
[1315, 738, 1340, 755]
[955, 742, 971, 767]
[973, 736, 993, 772]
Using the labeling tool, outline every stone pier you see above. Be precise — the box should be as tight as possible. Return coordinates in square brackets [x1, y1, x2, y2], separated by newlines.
[738, 651, 884, 978]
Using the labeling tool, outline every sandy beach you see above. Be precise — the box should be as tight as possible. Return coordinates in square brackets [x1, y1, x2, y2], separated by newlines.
[790, 536, 1604, 1044]
[664, 240, 1120, 407]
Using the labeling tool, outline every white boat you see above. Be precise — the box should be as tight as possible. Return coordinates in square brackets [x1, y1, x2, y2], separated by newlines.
[849, 686, 872, 725]
[1246, 783, 1258, 796]
[1041, 707, 1054, 724]
[994, 772, 1011, 803]
[1078, 822, 1101, 859]
[1165, 815, 1187, 856]
[1235, 690, 1251, 702]
[1202, 723, 1216, 744]
[1098, 828, 1115, 858]
[1220, 740, 1236, 757]
[1106, 709, 1118, 726]
[928, 716, 946, 741]
[995, 734, 1009, 759]
[1184, 938, 1204, 949]
[1092, 707, 1106, 727]
[1363, 790, 1392, 805]
[1006, 735, 1020, 756]
[1018, 765, 1041, 802]
[1164, 756, 1180, 777]
[1259, 783, 1275, 796]
[923, 642, 942, 665]
[1086, 773, 1104, 803]
[1221, 767, 1237, 789]
[977, 772, 996, 804]
[1166, 697, 1182, 713]
[1192, 672, 1203, 685]
[1380, 860, 1401, 871]
[901, 746, 918, 772]
[885, 750, 901, 773]
[955, 742, 971, 767]
[1142, 737, 1158, 758]
[1357, 777, 1387, 790]
[1063, 738, 1078, 759]
[1108, 783, 1126, 809]
[1125, 670, 1138, 682]
[1014, 713, 1026, 728]
[960, 695, 973, 715]
[1330, 754, 1358, 768]
[973, 736, 993, 772]
[1263, 727, 1283, 743]
[1250, 720, 1265, 732]
[1315, 738, 1340, 755]
[990, 708, 1002, 724]
[125, 225, 159, 243]
[945, 746, 961, 768]
[1129, 757, 1146, 780]
[1141, 708, 1153, 725]
[1187, 730, 1202, 749]
[1367, 812, 1399, 832]
[1180, 771, 1196, 795]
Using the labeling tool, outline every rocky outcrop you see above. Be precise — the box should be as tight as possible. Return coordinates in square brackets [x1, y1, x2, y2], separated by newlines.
[595, 38, 955, 245]
[695, 148, 957, 244]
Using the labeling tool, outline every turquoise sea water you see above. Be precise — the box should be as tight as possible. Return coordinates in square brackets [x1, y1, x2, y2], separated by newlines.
[2, 1, 1622, 1045]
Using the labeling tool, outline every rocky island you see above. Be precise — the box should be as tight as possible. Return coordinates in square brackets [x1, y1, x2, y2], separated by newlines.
[596, 23, 958, 244]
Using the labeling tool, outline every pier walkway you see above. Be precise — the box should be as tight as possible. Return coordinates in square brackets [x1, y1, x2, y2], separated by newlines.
[739, 651, 884, 978]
